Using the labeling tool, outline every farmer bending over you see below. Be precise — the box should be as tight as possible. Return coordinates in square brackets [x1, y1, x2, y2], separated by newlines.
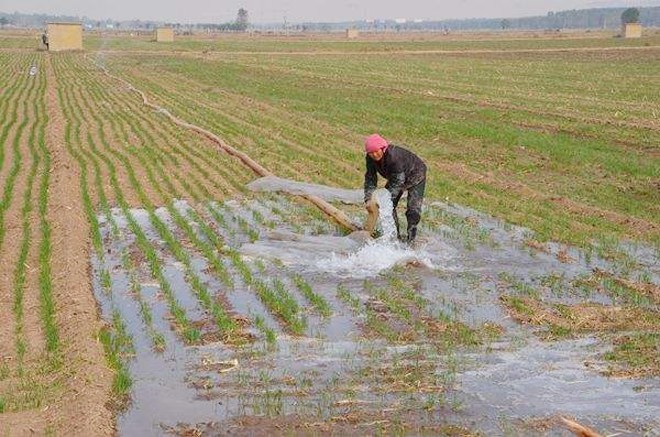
[363, 133, 427, 244]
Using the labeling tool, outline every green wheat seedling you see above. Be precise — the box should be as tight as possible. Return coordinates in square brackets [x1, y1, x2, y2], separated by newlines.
[292, 274, 331, 318]
[336, 284, 361, 312]
[120, 248, 167, 352]
[70, 80, 231, 342]
[0, 360, 9, 382]
[229, 249, 254, 285]
[602, 277, 651, 307]
[250, 207, 276, 230]
[253, 314, 277, 346]
[34, 82, 58, 358]
[539, 273, 568, 297]
[89, 82, 240, 316]
[497, 272, 539, 298]
[55, 80, 199, 345]
[98, 309, 134, 402]
[389, 276, 428, 311]
[12, 74, 42, 369]
[99, 268, 112, 294]
[237, 215, 259, 242]
[253, 278, 307, 335]
[362, 281, 417, 342]
[207, 203, 238, 241]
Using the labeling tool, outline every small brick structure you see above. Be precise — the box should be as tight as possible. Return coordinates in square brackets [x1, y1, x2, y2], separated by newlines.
[622, 23, 642, 38]
[155, 28, 174, 42]
[45, 22, 83, 51]
[346, 29, 359, 39]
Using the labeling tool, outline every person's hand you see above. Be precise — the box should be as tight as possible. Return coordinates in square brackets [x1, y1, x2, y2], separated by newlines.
[364, 198, 379, 235]
[365, 198, 378, 213]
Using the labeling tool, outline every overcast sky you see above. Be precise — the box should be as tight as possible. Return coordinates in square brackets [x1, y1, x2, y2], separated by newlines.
[3, 0, 659, 23]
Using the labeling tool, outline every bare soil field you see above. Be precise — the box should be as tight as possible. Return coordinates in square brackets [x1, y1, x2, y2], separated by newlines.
[0, 29, 658, 436]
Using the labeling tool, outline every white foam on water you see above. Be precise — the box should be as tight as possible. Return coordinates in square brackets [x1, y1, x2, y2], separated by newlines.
[319, 240, 435, 278]
[316, 189, 435, 277]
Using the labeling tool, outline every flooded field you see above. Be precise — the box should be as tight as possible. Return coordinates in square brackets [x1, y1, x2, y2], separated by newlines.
[92, 179, 659, 436]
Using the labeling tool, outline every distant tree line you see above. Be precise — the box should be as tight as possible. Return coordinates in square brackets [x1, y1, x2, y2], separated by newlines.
[294, 7, 660, 32]
[0, 8, 249, 31]
[1, 6, 658, 32]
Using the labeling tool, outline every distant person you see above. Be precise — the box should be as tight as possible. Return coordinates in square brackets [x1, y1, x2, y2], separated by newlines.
[41, 32, 49, 50]
[363, 133, 427, 244]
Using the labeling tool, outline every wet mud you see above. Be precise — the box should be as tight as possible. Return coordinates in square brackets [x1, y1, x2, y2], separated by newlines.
[92, 179, 659, 436]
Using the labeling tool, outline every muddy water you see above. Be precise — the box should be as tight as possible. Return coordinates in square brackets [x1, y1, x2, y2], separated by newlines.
[92, 184, 659, 435]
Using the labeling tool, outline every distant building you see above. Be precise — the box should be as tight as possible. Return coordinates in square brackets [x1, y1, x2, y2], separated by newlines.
[155, 27, 174, 42]
[346, 29, 359, 39]
[622, 23, 642, 38]
[46, 22, 83, 51]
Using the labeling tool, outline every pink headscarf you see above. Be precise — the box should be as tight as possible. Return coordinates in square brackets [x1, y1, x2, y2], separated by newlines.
[364, 133, 388, 153]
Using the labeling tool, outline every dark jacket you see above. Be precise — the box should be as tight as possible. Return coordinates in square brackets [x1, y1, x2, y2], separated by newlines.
[364, 144, 427, 203]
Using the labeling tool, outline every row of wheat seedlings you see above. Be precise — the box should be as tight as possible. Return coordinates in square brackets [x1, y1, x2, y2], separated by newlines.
[118, 244, 167, 351]
[54, 57, 199, 345]
[0, 53, 62, 413]
[98, 55, 341, 341]
[106, 59, 352, 188]
[51, 59, 139, 399]
[0, 54, 31, 180]
[12, 57, 45, 371]
[92, 58, 318, 344]
[78, 66, 245, 342]
[80, 54, 260, 342]
[0, 55, 39, 250]
[35, 63, 59, 359]
[92, 57, 250, 195]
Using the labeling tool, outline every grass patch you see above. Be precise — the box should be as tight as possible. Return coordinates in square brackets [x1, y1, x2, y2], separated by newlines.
[604, 332, 659, 378]
[501, 295, 660, 347]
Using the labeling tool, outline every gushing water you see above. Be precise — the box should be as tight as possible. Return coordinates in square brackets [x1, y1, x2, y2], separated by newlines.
[374, 189, 397, 242]
[319, 189, 435, 277]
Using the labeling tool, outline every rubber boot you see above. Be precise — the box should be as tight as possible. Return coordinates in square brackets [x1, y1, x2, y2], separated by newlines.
[406, 225, 417, 245]
[393, 211, 401, 241]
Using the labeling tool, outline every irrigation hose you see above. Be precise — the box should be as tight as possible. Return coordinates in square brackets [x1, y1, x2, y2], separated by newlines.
[90, 56, 361, 233]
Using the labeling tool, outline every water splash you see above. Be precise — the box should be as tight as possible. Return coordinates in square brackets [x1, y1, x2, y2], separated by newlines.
[373, 188, 397, 241]
[320, 241, 435, 278]
[317, 189, 435, 277]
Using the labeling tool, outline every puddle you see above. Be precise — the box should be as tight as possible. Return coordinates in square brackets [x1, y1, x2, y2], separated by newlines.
[458, 337, 660, 434]
[91, 189, 659, 436]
